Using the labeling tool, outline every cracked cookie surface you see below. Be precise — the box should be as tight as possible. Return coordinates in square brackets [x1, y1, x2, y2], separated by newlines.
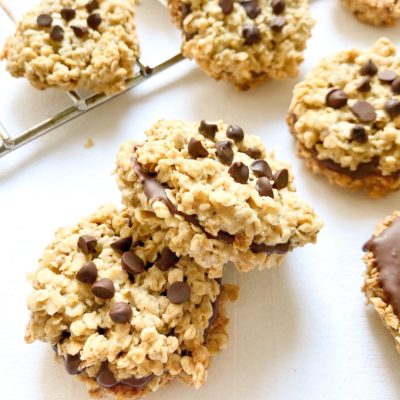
[288, 38, 400, 198]
[116, 119, 322, 278]
[1, 0, 139, 94]
[363, 211, 400, 354]
[25, 204, 237, 400]
[168, 0, 314, 89]
[341, 0, 400, 26]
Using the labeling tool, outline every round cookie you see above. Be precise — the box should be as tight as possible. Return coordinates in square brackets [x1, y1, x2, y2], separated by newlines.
[1, 0, 139, 94]
[167, 0, 315, 89]
[341, 0, 400, 26]
[363, 211, 400, 353]
[116, 119, 322, 278]
[25, 205, 238, 399]
[288, 38, 400, 198]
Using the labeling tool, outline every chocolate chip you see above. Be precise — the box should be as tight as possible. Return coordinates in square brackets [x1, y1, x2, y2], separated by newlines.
[226, 125, 244, 142]
[121, 252, 145, 275]
[86, 0, 99, 12]
[50, 25, 64, 41]
[167, 282, 191, 304]
[76, 262, 98, 284]
[256, 177, 274, 198]
[121, 375, 154, 388]
[188, 138, 209, 158]
[71, 25, 89, 38]
[326, 89, 348, 109]
[243, 24, 261, 45]
[378, 70, 397, 84]
[273, 169, 289, 189]
[109, 302, 132, 323]
[64, 354, 81, 375]
[228, 162, 249, 184]
[271, 0, 285, 14]
[243, 147, 262, 159]
[60, 330, 71, 343]
[240, 1, 261, 19]
[391, 77, 400, 94]
[351, 126, 368, 143]
[270, 16, 286, 32]
[250, 159, 273, 178]
[87, 13, 102, 30]
[96, 362, 117, 388]
[111, 237, 133, 254]
[156, 248, 179, 271]
[360, 60, 378, 76]
[184, 31, 196, 41]
[92, 278, 115, 299]
[216, 140, 234, 165]
[356, 77, 371, 93]
[198, 120, 218, 139]
[78, 235, 97, 254]
[219, 0, 234, 14]
[385, 99, 400, 118]
[61, 8, 76, 21]
[37, 14, 52, 27]
[350, 100, 376, 122]
[181, 3, 191, 19]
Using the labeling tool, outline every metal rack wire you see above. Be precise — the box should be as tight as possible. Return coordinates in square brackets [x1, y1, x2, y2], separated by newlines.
[0, 0, 183, 158]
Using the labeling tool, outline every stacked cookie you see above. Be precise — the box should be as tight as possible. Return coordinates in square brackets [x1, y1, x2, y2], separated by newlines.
[288, 38, 400, 198]
[26, 119, 322, 399]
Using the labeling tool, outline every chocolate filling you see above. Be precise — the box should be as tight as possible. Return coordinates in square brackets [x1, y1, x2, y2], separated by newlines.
[363, 217, 400, 317]
[250, 242, 290, 254]
[132, 158, 290, 255]
[311, 148, 400, 179]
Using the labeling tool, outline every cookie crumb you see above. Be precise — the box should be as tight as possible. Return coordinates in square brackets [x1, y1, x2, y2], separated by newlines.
[84, 138, 94, 148]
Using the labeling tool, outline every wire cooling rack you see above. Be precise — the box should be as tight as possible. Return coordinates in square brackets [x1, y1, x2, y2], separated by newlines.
[0, 0, 182, 158]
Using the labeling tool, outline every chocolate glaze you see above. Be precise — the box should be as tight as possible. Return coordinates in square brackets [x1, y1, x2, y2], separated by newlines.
[363, 217, 400, 317]
[132, 158, 290, 254]
[311, 148, 400, 179]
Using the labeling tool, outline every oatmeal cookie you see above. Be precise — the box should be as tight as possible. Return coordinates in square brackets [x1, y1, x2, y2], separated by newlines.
[288, 38, 400, 198]
[168, 0, 314, 89]
[116, 119, 322, 278]
[363, 211, 400, 353]
[341, 0, 400, 26]
[25, 204, 238, 400]
[1, 0, 139, 94]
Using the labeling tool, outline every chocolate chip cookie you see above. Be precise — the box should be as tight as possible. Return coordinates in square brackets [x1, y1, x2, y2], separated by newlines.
[363, 211, 400, 353]
[25, 205, 238, 399]
[342, 0, 400, 26]
[167, 0, 315, 89]
[116, 119, 322, 278]
[288, 38, 400, 198]
[1, 0, 139, 94]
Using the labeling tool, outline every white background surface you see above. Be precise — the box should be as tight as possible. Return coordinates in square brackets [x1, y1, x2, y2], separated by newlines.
[2, 0, 400, 399]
